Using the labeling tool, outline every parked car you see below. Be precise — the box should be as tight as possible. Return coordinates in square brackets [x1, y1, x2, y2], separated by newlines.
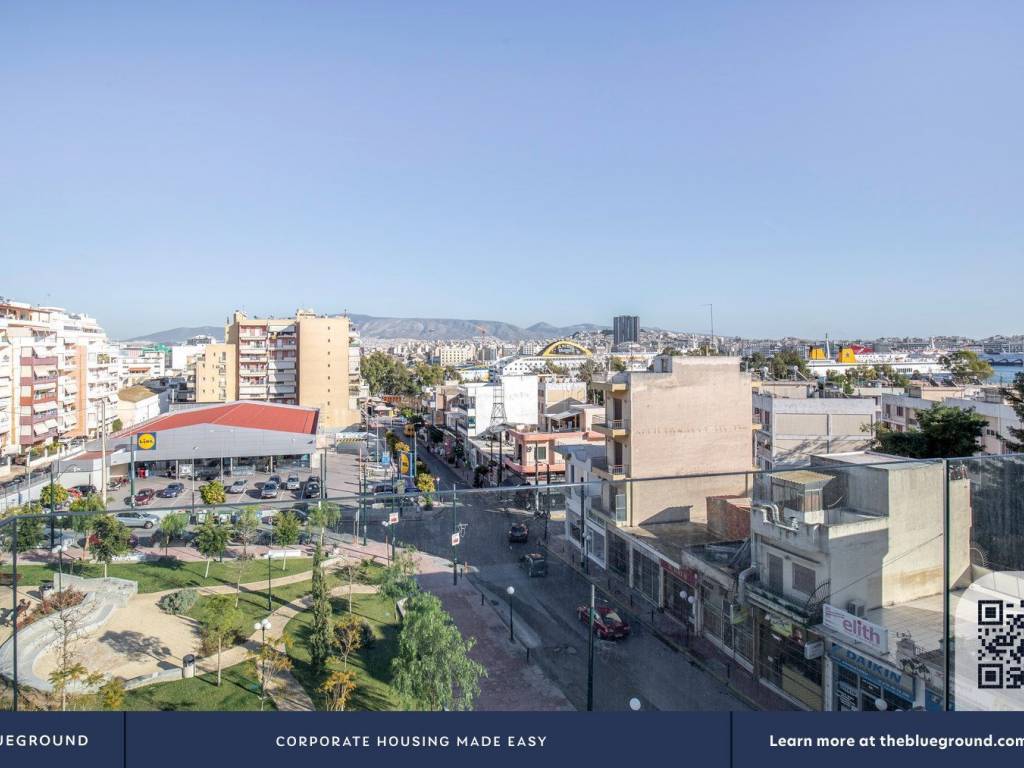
[303, 481, 321, 499]
[260, 481, 280, 499]
[115, 511, 159, 529]
[227, 479, 247, 494]
[508, 522, 529, 543]
[132, 488, 156, 506]
[521, 552, 547, 577]
[268, 474, 282, 485]
[285, 474, 301, 491]
[576, 605, 631, 640]
[158, 482, 184, 498]
[72, 484, 98, 497]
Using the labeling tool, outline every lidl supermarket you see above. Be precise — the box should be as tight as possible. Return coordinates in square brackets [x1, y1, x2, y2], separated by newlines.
[55, 401, 321, 488]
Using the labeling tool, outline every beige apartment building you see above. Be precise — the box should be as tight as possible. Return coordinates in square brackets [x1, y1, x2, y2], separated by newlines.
[193, 309, 361, 429]
[591, 355, 754, 527]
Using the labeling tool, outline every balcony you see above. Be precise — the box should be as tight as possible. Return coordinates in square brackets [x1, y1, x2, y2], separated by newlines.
[591, 492, 628, 524]
[591, 456, 627, 480]
[744, 571, 826, 625]
[24, 355, 58, 367]
[592, 377, 628, 394]
[592, 415, 629, 438]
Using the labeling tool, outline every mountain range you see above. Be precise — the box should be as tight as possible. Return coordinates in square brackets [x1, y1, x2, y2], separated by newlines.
[127, 316, 607, 343]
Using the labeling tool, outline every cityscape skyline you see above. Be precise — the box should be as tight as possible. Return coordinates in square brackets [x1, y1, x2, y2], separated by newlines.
[3, 3, 1022, 339]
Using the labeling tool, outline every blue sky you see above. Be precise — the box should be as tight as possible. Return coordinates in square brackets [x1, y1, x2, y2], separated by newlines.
[1, 2, 1021, 340]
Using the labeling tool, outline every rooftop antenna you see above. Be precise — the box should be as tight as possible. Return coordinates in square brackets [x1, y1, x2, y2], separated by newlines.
[700, 303, 714, 355]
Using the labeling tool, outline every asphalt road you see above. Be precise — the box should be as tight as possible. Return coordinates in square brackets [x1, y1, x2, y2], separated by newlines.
[354, 434, 749, 712]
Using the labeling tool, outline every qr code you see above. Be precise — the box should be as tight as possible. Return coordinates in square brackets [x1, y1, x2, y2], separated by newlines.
[977, 600, 1024, 689]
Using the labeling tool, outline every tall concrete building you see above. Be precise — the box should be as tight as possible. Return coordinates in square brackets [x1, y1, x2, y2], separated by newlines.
[613, 315, 640, 346]
[193, 309, 361, 429]
[591, 355, 754, 528]
[0, 299, 119, 472]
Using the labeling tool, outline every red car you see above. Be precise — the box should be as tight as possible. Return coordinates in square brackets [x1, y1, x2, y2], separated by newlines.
[132, 488, 156, 506]
[576, 605, 631, 640]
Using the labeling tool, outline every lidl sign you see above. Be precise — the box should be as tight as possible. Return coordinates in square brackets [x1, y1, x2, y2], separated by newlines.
[136, 432, 157, 450]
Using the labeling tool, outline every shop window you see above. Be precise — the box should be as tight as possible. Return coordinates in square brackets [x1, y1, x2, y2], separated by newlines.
[631, 549, 660, 604]
[608, 534, 629, 578]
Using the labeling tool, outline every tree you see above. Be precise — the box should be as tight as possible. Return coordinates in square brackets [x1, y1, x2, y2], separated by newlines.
[247, 634, 292, 712]
[319, 669, 357, 712]
[159, 512, 189, 556]
[110, 417, 123, 432]
[378, 547, 419, 615]
[413, 362, 446, 389]
[308, 544, 334, 675]
[661, 346, 681, 357]
[941, 350, 994, 384]
[97, 678, 126, 711]
[194, 518, 229, 578]
[609, 357, 627, 373]
[39, 482, 69, 510]
[1, 504, 46, 555]
[769, 350, 810, 379]
[392, 592, 486, 711]
[197, 596, 244, 687]
[47, 599, 100, 711]
[272, 511, 301, 571]
[1001, 372, 1024, 452]
[233, 506, 261, 558]
[362, 351, 415, 396]
[872, 404, 986, 458]
[415, 473, 435, 509]
[89, 516, 131, 578]
[199, 481, 226, 505]
[332, 614, 363, 670]
[307, 502, 340, 547]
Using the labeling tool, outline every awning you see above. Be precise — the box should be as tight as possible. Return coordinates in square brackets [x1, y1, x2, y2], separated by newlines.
[45, 418, 59, 429]
[545, 410, 576, 421]
[32, 402, 54, 413]
[32, 422, 48, 435]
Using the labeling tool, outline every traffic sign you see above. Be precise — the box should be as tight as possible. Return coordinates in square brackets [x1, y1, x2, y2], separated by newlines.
[451, 532, 460, 546]
[388, 511, 399, 525]
[136, 432, 157, 450]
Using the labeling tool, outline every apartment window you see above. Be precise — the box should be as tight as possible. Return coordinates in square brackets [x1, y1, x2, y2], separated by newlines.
[792, 563, 816, 595]
[896, 406, 904, 416]
[535, 445, 548, 462]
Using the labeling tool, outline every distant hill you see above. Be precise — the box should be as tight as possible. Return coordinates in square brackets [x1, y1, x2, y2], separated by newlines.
[127, 326, 222, 344]
[348, 314, 605, 341]
[128, 316, 608, 344]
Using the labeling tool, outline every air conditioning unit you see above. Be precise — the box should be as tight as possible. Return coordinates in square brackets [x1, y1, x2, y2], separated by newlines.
[846, 599, 866, 618]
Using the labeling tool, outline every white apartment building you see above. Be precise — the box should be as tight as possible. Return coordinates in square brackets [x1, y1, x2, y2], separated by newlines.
[753, 393, 876, 470]
[743, 452, 972, 710]
[880, 385, 1020, 454]
[0, 300, 119, 469]
[116, 341, 168, 384]
[445, 375, 539, 438]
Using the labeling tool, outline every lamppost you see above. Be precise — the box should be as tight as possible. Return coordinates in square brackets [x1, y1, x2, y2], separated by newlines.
[266, 526, 275, 610]
[190, 445, 198, 521]
[679, 589, 696, 645]
[586, 582, 596, 711]
[629, 697, 642, 711]
[253, 617, 272, 711]
[451, 481, 458, 586]
[506, 586, 515, 642]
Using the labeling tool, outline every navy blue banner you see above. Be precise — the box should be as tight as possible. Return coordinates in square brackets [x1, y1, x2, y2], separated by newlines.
[0, 713, 123, 768]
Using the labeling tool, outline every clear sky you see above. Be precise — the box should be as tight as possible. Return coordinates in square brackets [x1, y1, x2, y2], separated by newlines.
[2, 2, 1021, 340]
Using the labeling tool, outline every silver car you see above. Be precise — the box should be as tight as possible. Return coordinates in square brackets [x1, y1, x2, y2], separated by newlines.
[285, 474, 301, 491]
[260, 481, 279, 499]
[115, 511, 160, 529]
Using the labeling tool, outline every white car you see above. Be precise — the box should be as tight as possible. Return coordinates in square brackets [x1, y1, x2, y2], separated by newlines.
[285, 474, 301, 491]
[115, 511, 160, 529]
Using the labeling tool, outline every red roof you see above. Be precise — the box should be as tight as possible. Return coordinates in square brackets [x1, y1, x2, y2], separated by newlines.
[116, 402, 319, 437]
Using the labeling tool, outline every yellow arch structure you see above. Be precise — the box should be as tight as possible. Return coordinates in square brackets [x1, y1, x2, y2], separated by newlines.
[539, 339, 592, 357]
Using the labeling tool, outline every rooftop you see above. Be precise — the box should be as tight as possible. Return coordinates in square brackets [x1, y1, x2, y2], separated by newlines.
[112, 400, 319, 437]
[117, 385, 159, 403]
[622, 521, 721, 566]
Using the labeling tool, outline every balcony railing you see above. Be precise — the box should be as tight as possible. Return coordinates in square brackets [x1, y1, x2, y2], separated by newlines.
[592, 456, 627, 478]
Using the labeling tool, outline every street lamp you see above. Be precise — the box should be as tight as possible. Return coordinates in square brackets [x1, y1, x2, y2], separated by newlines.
[254, 617, 272, 711]
[506, 586, 515, 642]
[190, 445, 198, 521]
[629, 697, 642, 711]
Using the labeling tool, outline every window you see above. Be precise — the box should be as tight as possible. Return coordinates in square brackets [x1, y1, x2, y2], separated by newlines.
[792, 562, 816, 595]
[632, 549, 660, 604]
[535, 446, 548, 461]
[896, 406, 904, 416]
[608, 534, 629, 578]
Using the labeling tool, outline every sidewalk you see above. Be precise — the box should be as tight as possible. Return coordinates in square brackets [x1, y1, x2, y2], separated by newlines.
[333, 535, 575, 711]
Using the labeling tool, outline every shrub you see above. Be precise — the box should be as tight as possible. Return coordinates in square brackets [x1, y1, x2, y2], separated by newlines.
[158, 588, 198, 615]
[18, 588, 86, 629]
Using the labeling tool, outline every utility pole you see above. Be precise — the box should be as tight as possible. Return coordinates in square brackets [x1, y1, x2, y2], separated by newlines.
[452, 481, 458, 585]
[100, 399, 108, 504]
[586, 582, 596, 711]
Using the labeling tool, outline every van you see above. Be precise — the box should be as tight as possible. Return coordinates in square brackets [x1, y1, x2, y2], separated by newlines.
[520, 553, 547, 577]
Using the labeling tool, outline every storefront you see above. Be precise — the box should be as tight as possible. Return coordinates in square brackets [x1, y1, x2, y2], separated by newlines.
[607, 531, 630, 580]
[754, 608, 824, 710]
[827, 642, 915, 711]
[662, 563, 697, 633]
[700, 580, 754, 669]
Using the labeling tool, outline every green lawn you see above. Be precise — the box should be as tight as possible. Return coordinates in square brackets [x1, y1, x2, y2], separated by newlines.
[122, 663, 272, 711]
[0, 557, 314, 593]
[285, 592, 403, 711]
